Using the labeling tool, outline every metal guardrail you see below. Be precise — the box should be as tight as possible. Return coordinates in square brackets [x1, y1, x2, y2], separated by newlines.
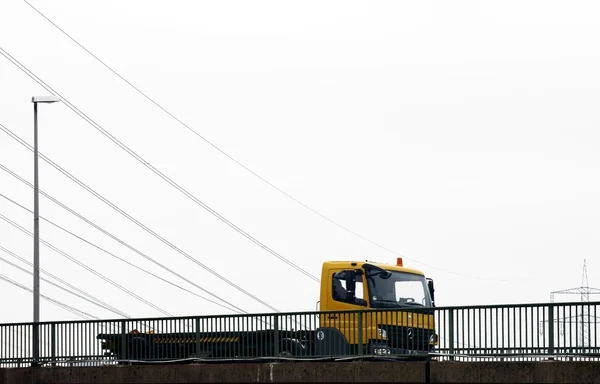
[1, 301, 599, 367]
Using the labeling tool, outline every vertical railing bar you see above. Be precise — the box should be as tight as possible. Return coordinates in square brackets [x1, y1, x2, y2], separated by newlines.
[586, 303, 591, 355]
[569, 305, 572, 355]
[539, 306, 543, 358]
[560, 305, 565, 353]
[79, 322, 82, 363]
[24, 324, 27, 365]
[357, 311, 363, 356]
[531, 306, 535, 355]
[11, 326, 14, 366]
[273, 314, 279, 357]
[245, 315, 249, 359]
[540, 305, 544, 356]
[543, 305, 547, 352]
[75, 322, 78, 363]
[226, 316, 230, 359]
[18, 325, 21, 366]
[594, 305, 598, 352]
[77, 322, 81, 363]
[120, 320, 126, 362]
[462, 308, 466, 357]
[12, 325, 15, 367]
[483, 307, 487, 354]
[575, 304, 579, 354]
[468, 307, 471, 355]
[194, 316, 202, 359]
[90, 321, 94, 362]
[58, 323, 62, 364]
[75, 321, 79, 363]
[476, 308, 480, 355]
[85, 322, 89, 363]
[524, 306, 527, 353]
[502, 307, 506, 354]
[19, 325, 22, 365]
[495, 307, 499, 356]
[560, 305, 564, 355]
[512, 306, 516, 356]
[448, 309, 454, 360]
[517, 306, 520, 357]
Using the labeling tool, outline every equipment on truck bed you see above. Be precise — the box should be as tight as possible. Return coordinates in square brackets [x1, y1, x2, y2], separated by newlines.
[97, 258, 437, 361]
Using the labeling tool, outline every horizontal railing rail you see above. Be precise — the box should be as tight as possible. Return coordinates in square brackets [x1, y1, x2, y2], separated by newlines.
[1, 301, 599, 367]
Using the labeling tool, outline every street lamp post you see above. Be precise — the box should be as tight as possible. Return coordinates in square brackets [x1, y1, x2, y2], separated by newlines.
[31, 95, 60, 366]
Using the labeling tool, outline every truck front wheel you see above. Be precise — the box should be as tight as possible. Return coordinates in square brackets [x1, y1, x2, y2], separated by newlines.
[278, 350, 293, 357]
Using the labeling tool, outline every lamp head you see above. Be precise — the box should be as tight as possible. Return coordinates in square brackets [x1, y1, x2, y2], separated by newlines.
[32, 96, 60, 104]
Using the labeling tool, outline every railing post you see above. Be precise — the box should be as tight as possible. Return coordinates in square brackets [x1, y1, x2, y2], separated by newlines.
[120, 320, 127, 362]
[357, 311, 363, 356]
[50, 323, 56, 366]
[448, 309, 455, 361]
[32, 322, 39, 366]
[195, 317, 201, 359]
[273, 315, 280, 357]
[548, 304, 555, 357]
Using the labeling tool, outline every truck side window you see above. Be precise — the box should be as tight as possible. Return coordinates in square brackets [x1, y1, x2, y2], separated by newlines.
[332, 271, 365, 305]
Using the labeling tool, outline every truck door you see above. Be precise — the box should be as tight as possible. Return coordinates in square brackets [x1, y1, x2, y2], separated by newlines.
[320, 269, 367, 352]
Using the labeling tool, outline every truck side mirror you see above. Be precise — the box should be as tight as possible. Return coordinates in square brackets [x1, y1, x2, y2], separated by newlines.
[427, 278, 435, 306]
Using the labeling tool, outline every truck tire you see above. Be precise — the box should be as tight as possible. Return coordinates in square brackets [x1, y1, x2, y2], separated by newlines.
[278, 349, 293, 357]
[278, 339, 304, 357]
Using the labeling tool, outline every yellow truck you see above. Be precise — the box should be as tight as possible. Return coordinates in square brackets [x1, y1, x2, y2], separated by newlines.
[315, 258, 437, 357]
[98, 258, 437, 360]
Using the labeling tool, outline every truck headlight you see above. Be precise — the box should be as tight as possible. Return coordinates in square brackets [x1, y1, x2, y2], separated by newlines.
[377, 328, 387, 339]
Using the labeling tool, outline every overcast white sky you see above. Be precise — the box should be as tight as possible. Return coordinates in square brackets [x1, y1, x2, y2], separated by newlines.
[1, 0, 600, 324]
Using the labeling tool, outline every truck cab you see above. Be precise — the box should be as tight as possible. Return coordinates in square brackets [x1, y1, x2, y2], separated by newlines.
[315, 258, 437, 356]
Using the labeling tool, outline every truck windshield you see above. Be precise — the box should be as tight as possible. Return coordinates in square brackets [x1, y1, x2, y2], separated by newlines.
[366, 269, 432, 308]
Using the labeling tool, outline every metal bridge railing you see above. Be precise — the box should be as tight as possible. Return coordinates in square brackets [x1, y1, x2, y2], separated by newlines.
[1, 301, 599, 367]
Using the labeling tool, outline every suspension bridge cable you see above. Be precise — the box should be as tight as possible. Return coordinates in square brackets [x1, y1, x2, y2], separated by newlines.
[0, 46, 320, 285]
[20, 0, 519, 282]
[0, 123, 280, 312]
[0, 273, 99, 320]
[0, 253, 130, 317]
[0, 213, 172, 317]
[0, 189, 243, 314]
[0, 244, 129, 318]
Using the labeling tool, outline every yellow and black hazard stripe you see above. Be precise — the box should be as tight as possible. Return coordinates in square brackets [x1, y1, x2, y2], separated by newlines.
[153, 336, 239, 344]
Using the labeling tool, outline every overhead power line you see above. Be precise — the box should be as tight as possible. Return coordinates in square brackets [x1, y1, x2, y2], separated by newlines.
[0, 244, 129, 318]
[0, 212, 172, 317]
[21, 2, 524, 283]
[0, 186, 244, 314]
[0, 46, 319, 286]
[0, 123, 279, 313]
[0, 273, 98, 320]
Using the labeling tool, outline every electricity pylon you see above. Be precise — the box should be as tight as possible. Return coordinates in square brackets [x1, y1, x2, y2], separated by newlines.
[550, 259, 600, 347]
